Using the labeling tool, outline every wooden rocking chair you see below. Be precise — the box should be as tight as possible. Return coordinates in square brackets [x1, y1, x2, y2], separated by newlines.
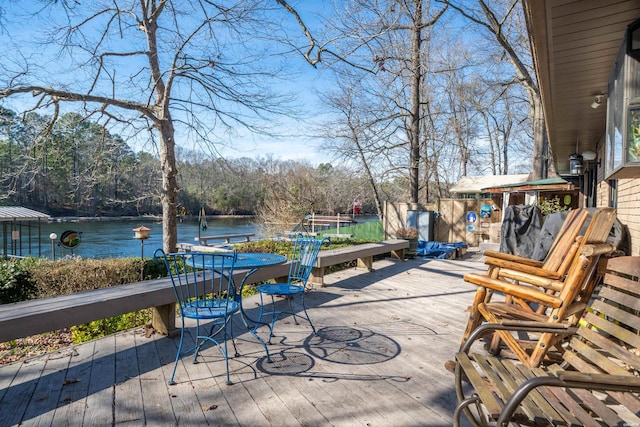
[460, 208, 589, 348]
[461, 207, 616, 368]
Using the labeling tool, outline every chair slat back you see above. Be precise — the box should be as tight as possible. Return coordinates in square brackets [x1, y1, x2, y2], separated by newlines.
[541, 208, 590, 274]
[288, 235, 330, 285]
[566, 257, 640, 376]
[158, 250, 237, 312]
[558, 208, 616, 293]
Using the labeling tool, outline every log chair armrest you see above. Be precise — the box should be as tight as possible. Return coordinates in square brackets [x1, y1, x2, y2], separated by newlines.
[464, 273, 564, 306]
[488, 261, 563, 281]
[497, 373, 640, 426]
[580, 243, 617, 256]
[483, 250, 543, 267]
[460, 321, 576, 353]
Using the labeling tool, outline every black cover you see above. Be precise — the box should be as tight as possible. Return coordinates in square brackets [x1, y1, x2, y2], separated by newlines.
[519, 208, 627, 261]
[499, 205, 543, 258]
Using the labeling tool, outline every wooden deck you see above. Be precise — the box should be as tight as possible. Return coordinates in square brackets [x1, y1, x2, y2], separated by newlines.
[0, 253, 486, 426]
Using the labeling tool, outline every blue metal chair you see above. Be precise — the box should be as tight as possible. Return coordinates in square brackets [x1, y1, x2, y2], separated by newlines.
[256, 235, 330, 343]
[156, 250, 239, 385]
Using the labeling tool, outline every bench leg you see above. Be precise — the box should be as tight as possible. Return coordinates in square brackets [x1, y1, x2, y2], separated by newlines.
[309, 267, 324, 286]
[151, 303, 176, 335]
[357, 256, 373, 271]
[391, 249, 405, 260]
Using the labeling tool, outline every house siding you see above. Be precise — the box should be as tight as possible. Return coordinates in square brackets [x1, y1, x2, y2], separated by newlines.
[613, 179, 640, 255]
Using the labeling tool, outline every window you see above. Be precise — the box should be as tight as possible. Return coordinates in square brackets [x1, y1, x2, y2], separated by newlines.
[609, 179, 618, 208]
[606, 36, 640, 178]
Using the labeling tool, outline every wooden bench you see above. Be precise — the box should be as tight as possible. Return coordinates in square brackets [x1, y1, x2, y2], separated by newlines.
[453, 255, 640, 427]
[0, 261, 291, 343]
[310, 239, 409, 285]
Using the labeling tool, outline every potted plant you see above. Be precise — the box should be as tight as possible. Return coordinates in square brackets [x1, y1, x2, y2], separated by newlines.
[395, 226, 419, 258]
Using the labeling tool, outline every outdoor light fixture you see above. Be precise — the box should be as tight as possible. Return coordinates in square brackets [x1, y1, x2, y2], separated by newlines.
[569, 153, 583, 175]
[582, 150, 597, 161]
[591, 94, 604, 109]
[49, 232, 57, 261]
[569, 138, 584, 176]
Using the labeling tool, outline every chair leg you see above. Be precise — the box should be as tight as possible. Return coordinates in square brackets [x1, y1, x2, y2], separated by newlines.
[223, 324, 233, 385]
[300, 293, 316, 335]
[229, 316, 239, 358]
[461, 287, 487, 349]
[193, 320, 202, 363]
[267, 294, 278, 344]
[169, 318, 186, 385]
[288, 296, 299, 325]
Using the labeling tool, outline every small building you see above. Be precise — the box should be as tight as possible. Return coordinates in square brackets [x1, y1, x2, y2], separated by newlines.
[449, 174, 530, 200]
[0, 206, 50, 259]
[482, 176, 578, 214]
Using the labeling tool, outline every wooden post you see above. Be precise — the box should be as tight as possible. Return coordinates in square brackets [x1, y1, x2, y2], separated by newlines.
[151, 303, 176, 335]
[309, 267, 324, 286]
[357, 256, 373, 271]
[390, 248, 405, 260]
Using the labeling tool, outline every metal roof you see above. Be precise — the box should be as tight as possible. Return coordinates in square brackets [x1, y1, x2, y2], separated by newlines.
[0, 206, 50, 222]
[449, 174, 530, 194]
[482, 177, 575, 193]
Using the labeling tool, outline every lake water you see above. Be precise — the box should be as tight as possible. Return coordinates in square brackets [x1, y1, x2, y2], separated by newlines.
[7, 217, 259, 259]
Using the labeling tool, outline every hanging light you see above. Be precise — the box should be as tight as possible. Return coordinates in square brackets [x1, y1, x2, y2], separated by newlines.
[569, 153, 583, 175]
[569, 137, 583, 175]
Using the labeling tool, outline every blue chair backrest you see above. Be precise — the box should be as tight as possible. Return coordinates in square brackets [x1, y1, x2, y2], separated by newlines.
[288, 235, 330, 285]
[156, 250, 238, 313]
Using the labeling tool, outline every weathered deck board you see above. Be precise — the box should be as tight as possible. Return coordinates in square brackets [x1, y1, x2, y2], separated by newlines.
[0, 254, 485, 426]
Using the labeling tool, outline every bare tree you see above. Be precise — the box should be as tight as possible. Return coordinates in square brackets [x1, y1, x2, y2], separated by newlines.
[279, 0, 447, 204]
[0, 0, 294, 251]
[442, 0, 548, 178]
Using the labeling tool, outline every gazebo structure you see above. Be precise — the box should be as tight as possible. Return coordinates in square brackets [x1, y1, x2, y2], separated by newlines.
[0, 206, 50, 259]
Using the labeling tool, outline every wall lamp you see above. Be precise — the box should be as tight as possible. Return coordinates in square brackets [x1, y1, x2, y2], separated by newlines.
[591, 95, 604, 109]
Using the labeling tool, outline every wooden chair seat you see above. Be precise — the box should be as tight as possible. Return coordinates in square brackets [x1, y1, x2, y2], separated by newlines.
[454, 255, 640, 427]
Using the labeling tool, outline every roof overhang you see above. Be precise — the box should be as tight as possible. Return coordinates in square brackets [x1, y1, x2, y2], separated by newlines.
[0, 207, 50, 222]
[523, 1, 640, 174]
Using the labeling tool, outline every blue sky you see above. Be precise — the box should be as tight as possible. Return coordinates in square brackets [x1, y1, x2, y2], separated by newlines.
[0, 1, 337, 166]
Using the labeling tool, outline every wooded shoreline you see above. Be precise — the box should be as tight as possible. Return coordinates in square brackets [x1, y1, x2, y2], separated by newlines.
[47, 214, 255, 223]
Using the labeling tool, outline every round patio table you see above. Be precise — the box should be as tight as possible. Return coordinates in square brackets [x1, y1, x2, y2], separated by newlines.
[203, 251, 287, 360]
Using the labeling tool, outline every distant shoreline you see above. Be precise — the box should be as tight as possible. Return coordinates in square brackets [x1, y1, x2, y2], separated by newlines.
[49, 215, 254, 223]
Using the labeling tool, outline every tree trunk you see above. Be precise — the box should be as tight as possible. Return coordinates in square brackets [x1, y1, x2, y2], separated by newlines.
[531, 91, 546, 179]
[158, 118, 178, 253]
[409, 0, 422, 204]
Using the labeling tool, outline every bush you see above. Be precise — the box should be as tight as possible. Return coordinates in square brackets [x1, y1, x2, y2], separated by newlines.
[0, 258, 38, 304]
[70, 309, 153, 343]
[27, 257, 166, 299]
[537, 196, 569, 216]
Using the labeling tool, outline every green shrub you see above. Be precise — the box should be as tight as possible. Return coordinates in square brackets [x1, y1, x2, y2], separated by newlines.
[0, 258, 38, 304]
[537, 196, 569, 216]
[26, 257, 166, 299]
[70, 309, 153, 343]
